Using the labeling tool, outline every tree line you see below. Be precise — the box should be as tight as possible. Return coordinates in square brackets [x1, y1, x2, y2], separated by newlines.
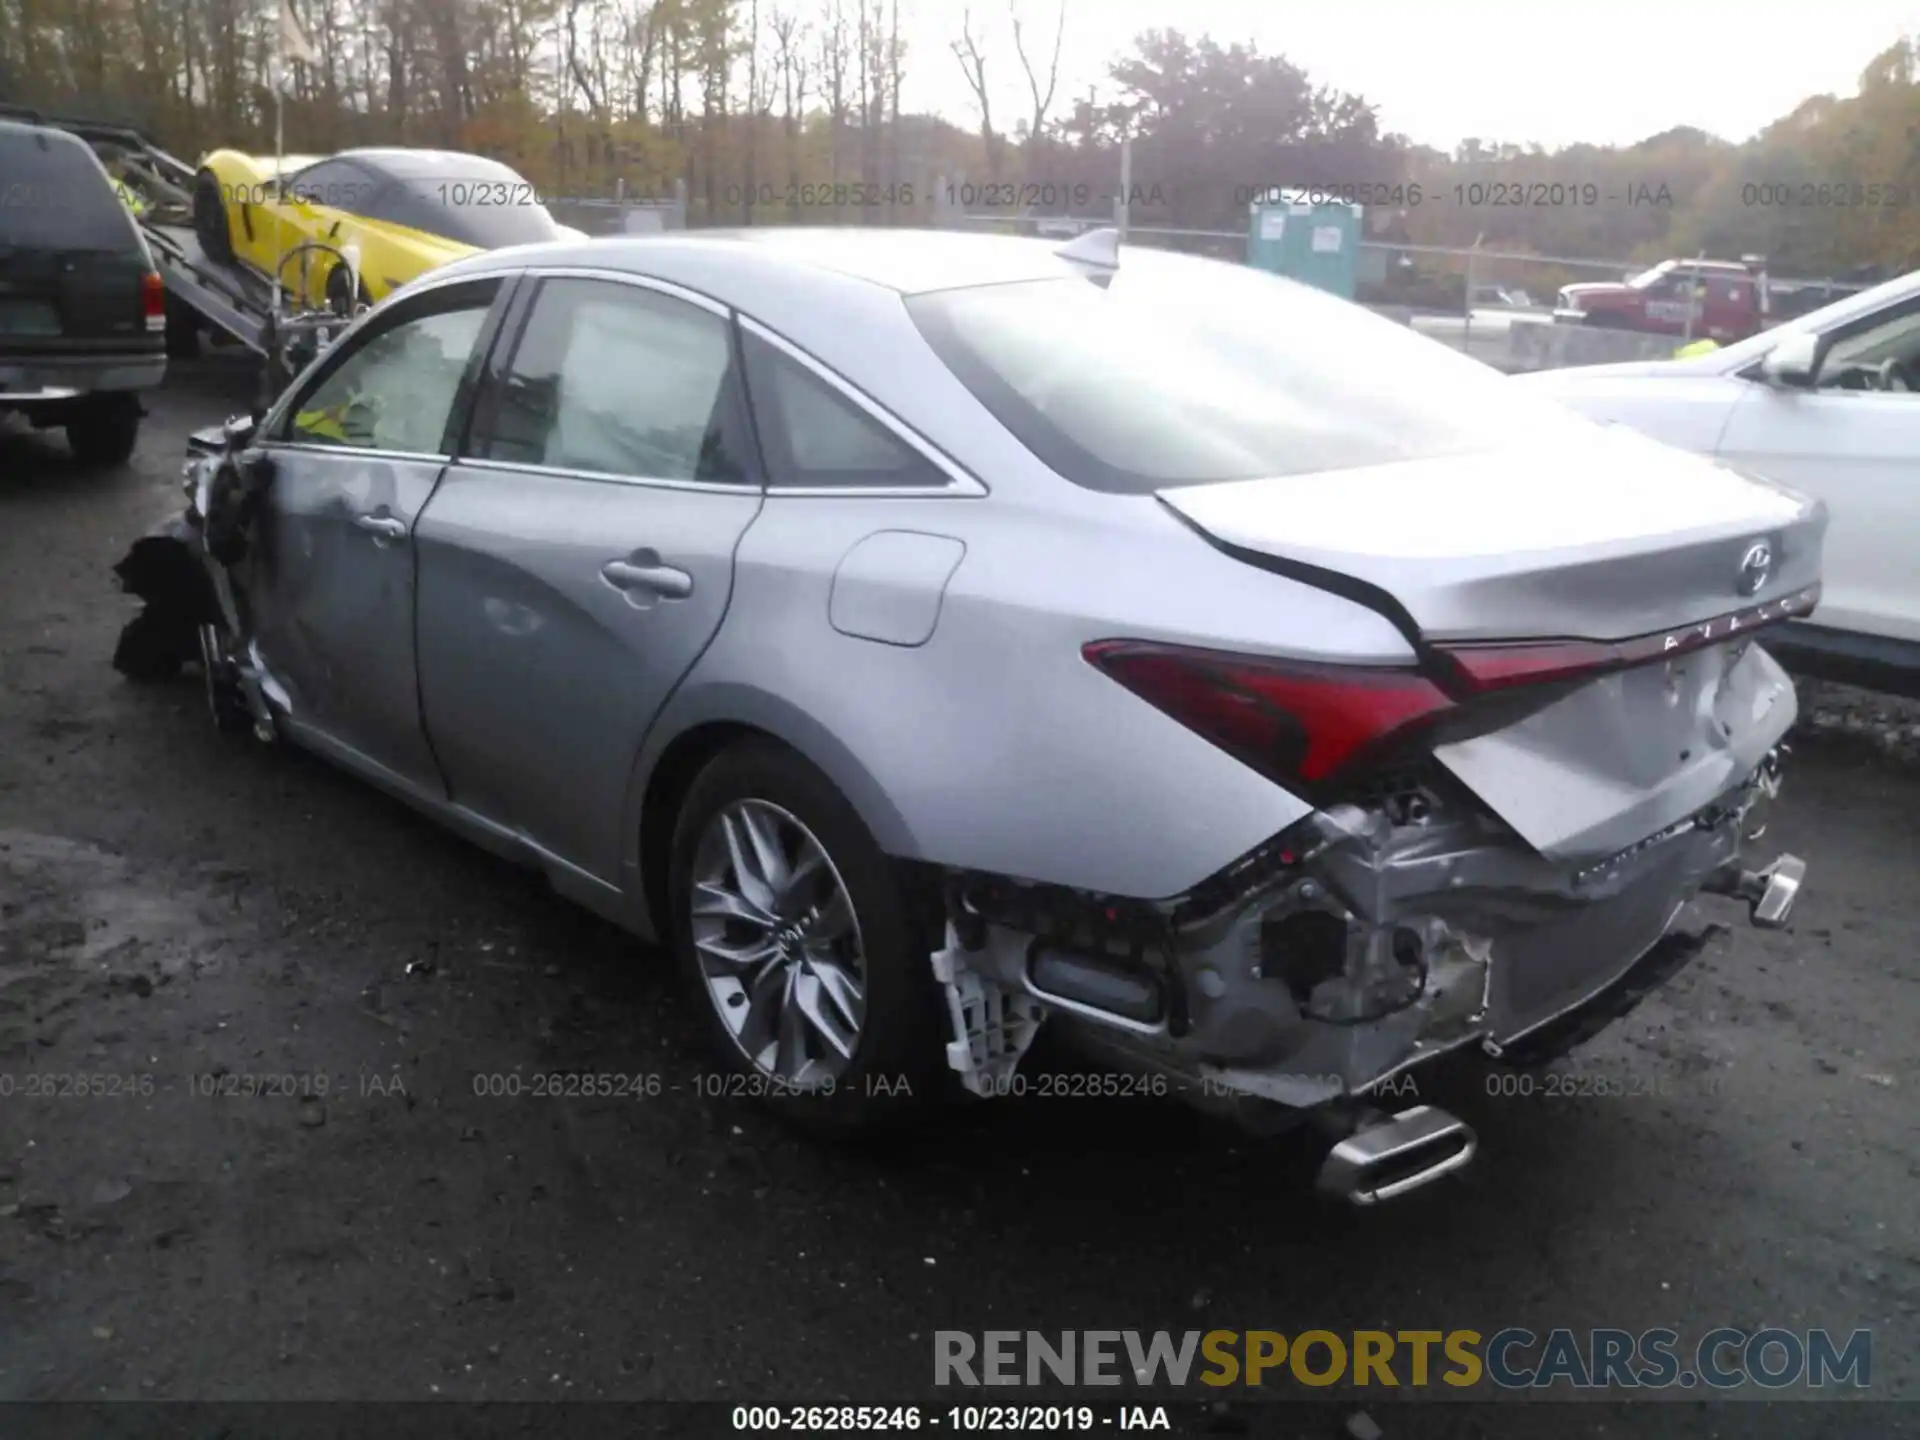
[2, 0, 1915, 276]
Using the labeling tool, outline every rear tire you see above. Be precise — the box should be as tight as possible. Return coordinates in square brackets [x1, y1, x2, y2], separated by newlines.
[164, 296, 202, 359]
[66, 395, 141, 467]
[193, 169, 235, 267]
[667, 740, 948, 1137]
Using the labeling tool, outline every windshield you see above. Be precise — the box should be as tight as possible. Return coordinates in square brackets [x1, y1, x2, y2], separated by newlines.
[371, 179, 560, 248]
[905, 252, 1601, 495]
[356, 156, 562, 248]
[1627, 263, 1676, 289]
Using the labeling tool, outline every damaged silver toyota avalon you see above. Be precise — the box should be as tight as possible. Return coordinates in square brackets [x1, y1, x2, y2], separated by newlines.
[113, 228, 1821, 1204]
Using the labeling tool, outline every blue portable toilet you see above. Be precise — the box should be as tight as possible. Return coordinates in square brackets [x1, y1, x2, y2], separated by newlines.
[1246, 188, 1363, 299]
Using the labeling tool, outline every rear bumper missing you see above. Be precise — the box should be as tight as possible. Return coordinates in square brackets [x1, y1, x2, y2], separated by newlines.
[1491, 923, 1718, 1069]
[933, 748, 1802, 1117]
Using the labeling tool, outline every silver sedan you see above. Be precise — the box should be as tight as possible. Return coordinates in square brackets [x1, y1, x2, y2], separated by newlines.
[120, 226, 1822, 1203]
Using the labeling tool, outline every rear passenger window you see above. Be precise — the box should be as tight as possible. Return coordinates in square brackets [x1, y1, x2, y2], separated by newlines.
[473, 276, 746, 483]
[741, 330, 950, 489]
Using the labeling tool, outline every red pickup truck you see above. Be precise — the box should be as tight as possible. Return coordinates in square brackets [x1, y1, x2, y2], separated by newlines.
[1556, 259, 1768, 341]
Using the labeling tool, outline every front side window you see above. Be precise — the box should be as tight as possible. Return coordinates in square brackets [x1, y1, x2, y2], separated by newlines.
[906, 253, 1597, 494]
[741, 331, 950, 489]
[281, 281, 499, 452]
[472, 276, 745, 483]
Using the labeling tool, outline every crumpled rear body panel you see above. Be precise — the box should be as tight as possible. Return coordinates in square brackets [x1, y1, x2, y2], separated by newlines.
[1434, 640, 1797, 861]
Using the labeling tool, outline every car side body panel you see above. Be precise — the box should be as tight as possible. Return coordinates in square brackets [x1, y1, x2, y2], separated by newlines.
[617, 486, 1418, 934]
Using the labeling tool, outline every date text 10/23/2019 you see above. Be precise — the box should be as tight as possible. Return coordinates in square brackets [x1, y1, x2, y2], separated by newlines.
[730, 1406, 1171, 1432]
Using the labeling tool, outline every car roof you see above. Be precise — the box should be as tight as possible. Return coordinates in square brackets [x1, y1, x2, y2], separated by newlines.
[1645, 258, 1748, 272]
[445, 226, 1120, 297]
[0, 116, 94, 152]
[332, 148, 527, 180]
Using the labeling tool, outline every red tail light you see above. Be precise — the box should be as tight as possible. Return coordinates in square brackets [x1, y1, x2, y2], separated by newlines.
[142, 271, 166, 333]
[1432, 639, 1619, 694]
[1434, 582, 1823, 696]
[1087, 586, 1823, 794]
[1082, 640, 1453, 790]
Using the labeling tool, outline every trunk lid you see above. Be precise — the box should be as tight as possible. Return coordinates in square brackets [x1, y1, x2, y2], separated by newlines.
[0, 123, 157, 349]
[1158, 426, 1825, 645]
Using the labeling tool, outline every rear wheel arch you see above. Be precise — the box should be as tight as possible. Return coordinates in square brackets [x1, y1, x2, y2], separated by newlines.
[631, 710, 917, 941]
[662, 735, 949, 1133]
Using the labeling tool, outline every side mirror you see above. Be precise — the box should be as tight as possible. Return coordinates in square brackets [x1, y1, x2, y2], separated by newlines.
[1760, 333, 1820, 388]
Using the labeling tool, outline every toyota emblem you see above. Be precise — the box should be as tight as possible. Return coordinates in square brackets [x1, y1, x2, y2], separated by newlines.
[1737, 540, 1774, 596]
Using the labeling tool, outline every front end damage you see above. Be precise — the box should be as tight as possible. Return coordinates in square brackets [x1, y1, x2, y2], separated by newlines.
[111, 415, 280, 740]
[929, 647, 1806, 1206]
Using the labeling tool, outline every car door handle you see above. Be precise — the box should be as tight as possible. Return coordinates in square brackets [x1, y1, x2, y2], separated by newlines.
[353, 512, 408, 543]
[601, 558, 693, 600]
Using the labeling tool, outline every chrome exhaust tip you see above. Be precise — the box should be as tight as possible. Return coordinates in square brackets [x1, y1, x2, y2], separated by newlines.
[1749, 854, 1805, 929]
[1706, 853, 1806, 929]
[1316, 1105, 1477, 1206]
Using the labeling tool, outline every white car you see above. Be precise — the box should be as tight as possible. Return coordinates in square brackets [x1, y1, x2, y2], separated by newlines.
[1514, 270, 1920, 697]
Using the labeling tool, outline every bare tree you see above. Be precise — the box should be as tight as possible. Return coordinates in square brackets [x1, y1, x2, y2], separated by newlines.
[692, 0, 731, 222]
[564, 0, 600, 118]
[741, 0, 778, 220]
[1009, 0, 1063, 160]
[950, 6, 999, 180]
[819, 0, 849, 181]
[886, 0, 901, 220]
[622, 0, 659, 125]
[771, 6, 810, 217]
[855, 0, 878, 215]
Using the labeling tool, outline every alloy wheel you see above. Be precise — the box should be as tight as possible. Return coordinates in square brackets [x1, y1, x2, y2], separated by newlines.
[688, 799, 868, 1087]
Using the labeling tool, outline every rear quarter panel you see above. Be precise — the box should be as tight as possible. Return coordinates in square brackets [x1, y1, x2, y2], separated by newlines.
[621, 484, 1417, 917]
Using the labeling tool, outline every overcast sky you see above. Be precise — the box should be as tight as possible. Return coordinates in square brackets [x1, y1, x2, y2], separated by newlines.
[892, 0, 1917, 152]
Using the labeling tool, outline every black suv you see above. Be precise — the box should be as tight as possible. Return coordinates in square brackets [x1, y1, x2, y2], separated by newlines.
[1, 116, 166, 465]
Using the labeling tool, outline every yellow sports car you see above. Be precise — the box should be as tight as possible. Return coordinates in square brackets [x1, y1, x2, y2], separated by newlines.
[189, 147, 578, 313]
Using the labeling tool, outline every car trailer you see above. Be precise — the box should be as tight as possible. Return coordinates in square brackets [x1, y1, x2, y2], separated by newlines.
[0, 104, 356, 404]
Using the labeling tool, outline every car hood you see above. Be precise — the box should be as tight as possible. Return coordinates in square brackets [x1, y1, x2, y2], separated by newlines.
[1512, 357, 1706, 384]
[353, 221, 481, 289]
[1561, 282, 1631, 300]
